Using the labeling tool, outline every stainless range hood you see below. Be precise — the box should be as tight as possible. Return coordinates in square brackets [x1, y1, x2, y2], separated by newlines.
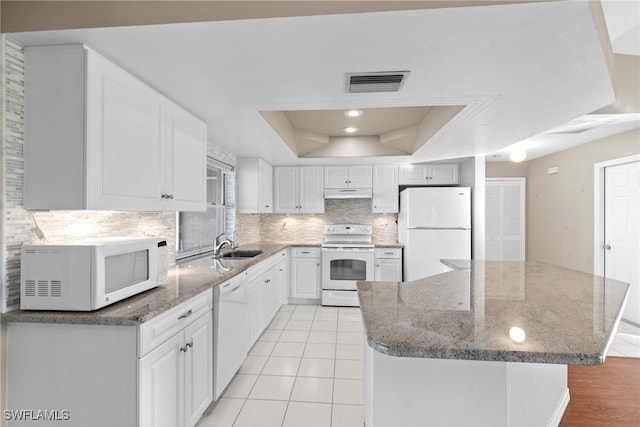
[324, 188, 373, 199]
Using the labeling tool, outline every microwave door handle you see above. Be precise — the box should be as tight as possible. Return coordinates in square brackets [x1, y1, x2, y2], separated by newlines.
[178, 309, 193, 320]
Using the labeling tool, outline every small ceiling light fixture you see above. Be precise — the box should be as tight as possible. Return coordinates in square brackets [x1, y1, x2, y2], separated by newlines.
[509, 148, 527, 163]
[343, 127, 359, 134]
[345, 109, 363, 118]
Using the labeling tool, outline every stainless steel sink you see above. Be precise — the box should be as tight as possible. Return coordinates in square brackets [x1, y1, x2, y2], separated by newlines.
[215, 249, 263, 259]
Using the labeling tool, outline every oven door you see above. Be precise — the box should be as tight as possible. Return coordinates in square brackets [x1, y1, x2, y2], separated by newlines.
[322, 248, 374, 291]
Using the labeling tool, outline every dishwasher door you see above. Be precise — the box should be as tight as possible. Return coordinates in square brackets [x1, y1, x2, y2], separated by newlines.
[213, 274, 250, 400]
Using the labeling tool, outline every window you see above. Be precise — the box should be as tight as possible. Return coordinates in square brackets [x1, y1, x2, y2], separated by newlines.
[177, 158, 235, 259]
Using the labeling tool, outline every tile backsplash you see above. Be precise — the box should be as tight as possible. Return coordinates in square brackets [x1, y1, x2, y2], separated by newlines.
[236, 199, 398, 245]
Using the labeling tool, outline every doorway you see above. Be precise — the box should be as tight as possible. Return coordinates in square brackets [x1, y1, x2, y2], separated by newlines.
[485, 178, 526, 261]
[594, 155, 640, 326]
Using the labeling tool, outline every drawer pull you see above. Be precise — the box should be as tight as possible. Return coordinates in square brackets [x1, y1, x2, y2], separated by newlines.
[231, 285, 241, 292]
[301, 251, 311, 254]
[178, 309, 193, 320]
[384, 252, 394, 255]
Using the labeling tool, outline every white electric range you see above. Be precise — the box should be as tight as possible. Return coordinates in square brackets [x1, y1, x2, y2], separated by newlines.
[321, 224, 375, 307]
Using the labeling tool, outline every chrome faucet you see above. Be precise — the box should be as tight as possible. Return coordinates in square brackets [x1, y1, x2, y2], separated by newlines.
[213, 232, 234, 256]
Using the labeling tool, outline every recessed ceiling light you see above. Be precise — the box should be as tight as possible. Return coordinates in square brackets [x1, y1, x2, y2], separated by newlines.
[509, 148, 527, 163]
[343, 127, 359, 133]
[345, 110, 363, 118]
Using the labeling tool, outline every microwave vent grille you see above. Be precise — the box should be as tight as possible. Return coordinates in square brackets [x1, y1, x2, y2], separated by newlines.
[24, 248, 62, 255]
[24, 279, 62, 297]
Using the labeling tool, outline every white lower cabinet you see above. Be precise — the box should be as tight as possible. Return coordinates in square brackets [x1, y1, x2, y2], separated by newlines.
[290, 247, 322, 300]
[374, 248, 403, 282]
[6, 289, 212, 427]
[246, 250, 288, 347]
[139, 312, 212, 427]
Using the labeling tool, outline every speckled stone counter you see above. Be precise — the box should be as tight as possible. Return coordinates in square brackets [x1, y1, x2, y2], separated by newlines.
[2, 242, 317, 326]
[358, 260, 630, 365]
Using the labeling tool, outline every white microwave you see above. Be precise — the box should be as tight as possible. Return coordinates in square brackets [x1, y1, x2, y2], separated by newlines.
[20, 237, 168, 311]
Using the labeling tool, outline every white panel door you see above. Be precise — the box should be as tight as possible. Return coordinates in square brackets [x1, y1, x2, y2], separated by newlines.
[324, 166, 350, 188]
[605, 161, 640, 324]
[398, 165, 428, 185]
[138, 332, 184, 427]
[86, 50, 165, 210]
[485, 179, 526, 261]
[349, 165, 373, 188]
[429, 164, 459, 185]
[166, 101, 207, 211]
[373, 165, 399, 213]
[291, 258, 321, 298]
[274, 167, 299, 213]
[375, 259, 402, 282]
[184, 314, 213, 427]
[299, 167, 325, 213]
[258, 159, 274, 213]
[405, 229, 471, 281]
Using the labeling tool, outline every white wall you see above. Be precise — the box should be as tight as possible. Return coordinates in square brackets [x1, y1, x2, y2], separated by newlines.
[460, 157, 486, 260]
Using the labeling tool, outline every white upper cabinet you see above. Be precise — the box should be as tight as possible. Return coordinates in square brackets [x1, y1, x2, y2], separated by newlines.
[24, 44, 207, 211]
[274, 166, 324, 213]
[237, 158, 273, 213]
[324, 166, 372, 188]
[372, 165, 399, 213]
[398, 164, 458, 186]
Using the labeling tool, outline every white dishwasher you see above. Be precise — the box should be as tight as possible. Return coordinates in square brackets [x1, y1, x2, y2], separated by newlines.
[213, 273, 250, 400]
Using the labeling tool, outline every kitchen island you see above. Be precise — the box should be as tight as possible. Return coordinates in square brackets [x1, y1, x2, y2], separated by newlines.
[358, 260, 629, 427]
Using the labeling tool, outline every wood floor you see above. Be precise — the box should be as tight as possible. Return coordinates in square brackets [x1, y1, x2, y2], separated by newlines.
[559, 356, 640, 426]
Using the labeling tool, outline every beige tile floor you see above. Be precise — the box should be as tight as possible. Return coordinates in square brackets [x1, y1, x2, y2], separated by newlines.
[198, 306, 640, 427]
[610, 320, 640, 358]
[198, 304, 365, 427]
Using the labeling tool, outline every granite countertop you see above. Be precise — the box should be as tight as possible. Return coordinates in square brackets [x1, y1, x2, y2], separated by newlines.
[358, 260, 630, 365]
[3, 240, 402, 326]
[373, 242, 404, 248]
[2, 242, 296, 326]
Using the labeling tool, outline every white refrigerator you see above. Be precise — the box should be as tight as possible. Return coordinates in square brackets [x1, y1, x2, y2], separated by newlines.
[398, 187, 471, 281]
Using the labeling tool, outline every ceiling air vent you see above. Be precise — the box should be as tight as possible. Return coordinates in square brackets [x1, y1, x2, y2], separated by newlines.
[346, 71, 410, 93]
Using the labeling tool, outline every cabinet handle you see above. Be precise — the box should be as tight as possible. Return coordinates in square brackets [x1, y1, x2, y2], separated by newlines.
[265, 205, 270, 208]
[231, 285, 241, 292]
[180, 340, 194, 353]
[301, 251, 311, 254]
[265, 279, 271, 284]
[161, 193, 175, 199]
[384, 252, 394, 255]
[178, 309, 193, 320]
[376, 264, 380, 267]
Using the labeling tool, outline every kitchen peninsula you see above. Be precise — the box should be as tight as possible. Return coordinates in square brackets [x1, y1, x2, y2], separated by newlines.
[358, 260, 630, 427]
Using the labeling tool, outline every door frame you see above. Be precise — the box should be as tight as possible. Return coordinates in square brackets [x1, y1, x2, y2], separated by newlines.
[593, 154, 640, 276]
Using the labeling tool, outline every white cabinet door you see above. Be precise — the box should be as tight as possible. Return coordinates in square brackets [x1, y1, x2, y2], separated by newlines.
[238, 158, 273, 213]
[275, 167, 300, 213]
[165, 101, 207, 211]
[324, 166, 350, 188]
[259, 160, 274, 213]
[398, 165, 428, 185]
[276, 258, 289, 306]
[184, 314, 213, 427]
[429, 164, 459, 185]
[349, 166, 373, 188]
[139, 332, 184, 427]
[324, 166, 371, 188]
[375, 259, 402, 282]
[291, 258, 321, 299]
[86, 49, 166, 211]
[247, 274, 267, 345]
[299, 167, 324, 213]
[265, 267, 281, 322]
[26, 45, 207, 211]
[373, 165, 399, 213]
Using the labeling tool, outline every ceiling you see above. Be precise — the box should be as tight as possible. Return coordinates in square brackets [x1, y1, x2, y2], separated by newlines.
[5, 0, 637, 165]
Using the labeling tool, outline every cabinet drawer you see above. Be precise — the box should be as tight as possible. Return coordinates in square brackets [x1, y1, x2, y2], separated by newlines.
[375, 248, 402, 259]
[292, 247, 321, 258]
[138, 289, 213, 357]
